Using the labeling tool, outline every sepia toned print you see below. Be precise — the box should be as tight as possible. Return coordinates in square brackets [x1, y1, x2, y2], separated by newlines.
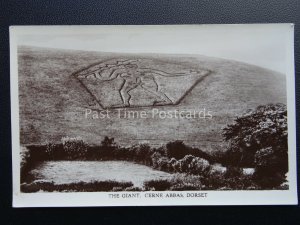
[11, 25, 297, 206]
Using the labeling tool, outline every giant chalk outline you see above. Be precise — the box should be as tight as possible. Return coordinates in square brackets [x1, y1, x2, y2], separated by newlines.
[73, 58, 212, 109]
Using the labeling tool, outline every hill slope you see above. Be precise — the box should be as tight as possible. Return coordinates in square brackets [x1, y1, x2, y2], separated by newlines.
[18, 46, 286, 151]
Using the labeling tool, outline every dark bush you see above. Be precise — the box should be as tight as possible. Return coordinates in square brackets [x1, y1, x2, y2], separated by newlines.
[166, 140, 212, 161]
[21, 145, 47, 183]
[21, 180, 134, 193]
[144, 179, 172, 191]
[170, 174, 202, 190]
[101, 136, 116, 148]
[45, 143, 64, 160]
[166, 140, 188, 159]
[62, 137, 88, 159]
[170, 184, 200, 191]
[222, 103, 288, 188]
[224, 166, 243, 178]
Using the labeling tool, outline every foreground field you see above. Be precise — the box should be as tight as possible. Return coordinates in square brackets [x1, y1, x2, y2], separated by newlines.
[20, 103, 288, 192]
[29, 161, 174, 188]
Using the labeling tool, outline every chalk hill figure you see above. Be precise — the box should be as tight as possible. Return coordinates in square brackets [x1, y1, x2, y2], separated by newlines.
[74, 58, 210, 109]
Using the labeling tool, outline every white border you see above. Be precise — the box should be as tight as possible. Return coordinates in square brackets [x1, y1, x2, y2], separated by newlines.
[10, 24, 298, 207]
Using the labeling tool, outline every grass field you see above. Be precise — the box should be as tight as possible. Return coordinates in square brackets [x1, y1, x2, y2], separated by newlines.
[18, 46, 286, 151]
[29, 161, 175, 188]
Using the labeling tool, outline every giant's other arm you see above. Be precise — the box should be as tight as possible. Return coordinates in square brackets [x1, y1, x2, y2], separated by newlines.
[94, 68, 125, 81]
[140, 68, 189, 77]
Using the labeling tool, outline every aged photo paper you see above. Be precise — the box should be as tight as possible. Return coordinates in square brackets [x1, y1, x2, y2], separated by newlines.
[10, 24, 297, 206]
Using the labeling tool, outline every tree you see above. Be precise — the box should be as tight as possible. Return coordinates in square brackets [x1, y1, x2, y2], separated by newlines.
[101, 136, 116, 148]
[99, 136, 117, 159]
[222, 103, 288, 188]
[135, 144, 152, 164]
[61, 136, 88, 159]
[166, 140, 189, 159]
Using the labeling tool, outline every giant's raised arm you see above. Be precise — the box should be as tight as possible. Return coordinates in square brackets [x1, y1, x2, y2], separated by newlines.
[140, 68, 188, 77]
[94, 67, 125, 81]
[140, 68, 210, 77]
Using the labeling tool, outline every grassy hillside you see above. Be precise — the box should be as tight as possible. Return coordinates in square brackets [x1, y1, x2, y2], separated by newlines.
[18, 46, 286, 152]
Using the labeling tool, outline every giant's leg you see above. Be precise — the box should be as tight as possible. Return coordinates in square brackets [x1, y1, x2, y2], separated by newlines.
[120, 81, 132, 107]
[141, 77, 172, 105]
[112, 79, 139, 108]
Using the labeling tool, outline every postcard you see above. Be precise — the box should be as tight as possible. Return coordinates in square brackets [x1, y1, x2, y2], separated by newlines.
[10, 24, 297, 206]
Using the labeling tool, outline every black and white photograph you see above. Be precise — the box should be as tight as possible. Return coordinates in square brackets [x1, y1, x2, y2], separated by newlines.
[10, 24, 297, 206]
